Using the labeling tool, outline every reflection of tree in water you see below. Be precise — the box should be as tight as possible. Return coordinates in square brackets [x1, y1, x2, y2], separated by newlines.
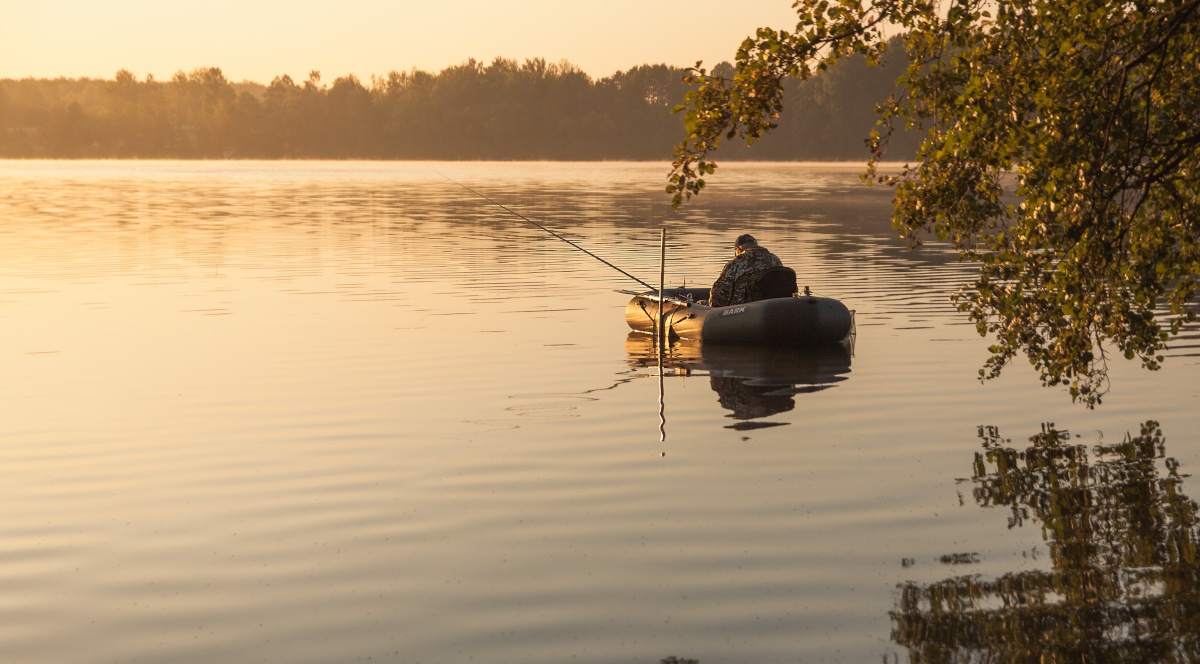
[892, 421, 1200, 662]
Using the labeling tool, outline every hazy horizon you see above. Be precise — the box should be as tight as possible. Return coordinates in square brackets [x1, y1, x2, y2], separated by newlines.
[1, 0, 801, 84]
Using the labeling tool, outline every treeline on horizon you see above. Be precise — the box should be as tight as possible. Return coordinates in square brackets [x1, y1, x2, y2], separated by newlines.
[0, 45, 919, 161]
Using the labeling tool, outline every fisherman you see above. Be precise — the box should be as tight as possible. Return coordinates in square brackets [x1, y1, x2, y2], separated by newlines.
[708, 234, 784, 307]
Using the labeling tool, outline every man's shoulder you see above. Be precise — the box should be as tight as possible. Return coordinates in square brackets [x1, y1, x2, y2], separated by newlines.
[748, 247, 783, 266]
[729, 254, 758, 270]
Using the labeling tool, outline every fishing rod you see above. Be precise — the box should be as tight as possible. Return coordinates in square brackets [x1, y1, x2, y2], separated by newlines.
[438, 173, 678, 447]
[436, 171, 656, 291]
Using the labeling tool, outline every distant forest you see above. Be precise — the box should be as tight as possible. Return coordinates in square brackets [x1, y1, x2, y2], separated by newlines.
[0, 47, 919, 161]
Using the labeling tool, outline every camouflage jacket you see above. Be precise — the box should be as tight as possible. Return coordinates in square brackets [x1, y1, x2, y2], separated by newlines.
[709, 245, 784, 307]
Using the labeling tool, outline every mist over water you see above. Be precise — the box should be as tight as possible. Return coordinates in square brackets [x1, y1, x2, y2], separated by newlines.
[2, 161, 1199, 663]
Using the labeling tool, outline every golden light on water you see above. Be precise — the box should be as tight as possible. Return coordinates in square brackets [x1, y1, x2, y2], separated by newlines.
[2, 161, 1200, 662]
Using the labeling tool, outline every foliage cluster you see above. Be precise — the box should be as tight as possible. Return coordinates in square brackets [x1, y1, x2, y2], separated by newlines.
[669, 0, 1200, 407]
[0, 56, 915, 161]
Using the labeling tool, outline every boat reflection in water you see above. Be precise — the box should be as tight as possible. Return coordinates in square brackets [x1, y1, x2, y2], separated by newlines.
[892, 421, 1200, 661]
[625, 333, 853, 430]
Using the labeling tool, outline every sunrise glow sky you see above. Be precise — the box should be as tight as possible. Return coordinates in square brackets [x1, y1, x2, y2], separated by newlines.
[0, 0, 801, 84]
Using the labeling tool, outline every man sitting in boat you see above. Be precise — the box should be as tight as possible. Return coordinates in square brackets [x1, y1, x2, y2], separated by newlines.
[708, 234, 785, 307]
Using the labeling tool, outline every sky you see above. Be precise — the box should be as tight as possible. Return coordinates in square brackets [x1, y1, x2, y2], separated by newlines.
[0, 0, 802, 84]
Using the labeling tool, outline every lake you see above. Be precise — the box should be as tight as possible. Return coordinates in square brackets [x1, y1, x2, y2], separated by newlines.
[2, 160, 1199, 663]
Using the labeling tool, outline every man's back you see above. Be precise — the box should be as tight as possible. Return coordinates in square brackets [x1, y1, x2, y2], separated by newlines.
[710, 245, 784, 307]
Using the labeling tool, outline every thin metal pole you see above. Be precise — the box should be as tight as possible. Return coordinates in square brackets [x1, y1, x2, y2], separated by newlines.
[658, 355, 666, 444]
[657, 227, 666, 444]
[657, 228, 666, 346]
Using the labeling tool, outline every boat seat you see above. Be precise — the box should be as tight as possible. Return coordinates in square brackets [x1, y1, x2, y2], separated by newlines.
[749, 266, 798, 300]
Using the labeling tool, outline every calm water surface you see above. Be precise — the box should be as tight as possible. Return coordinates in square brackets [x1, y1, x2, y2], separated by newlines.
[2, 161, 1199, 663]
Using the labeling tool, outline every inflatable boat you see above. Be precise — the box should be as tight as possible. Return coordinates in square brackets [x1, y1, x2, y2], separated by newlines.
[623, 286, 854, 346]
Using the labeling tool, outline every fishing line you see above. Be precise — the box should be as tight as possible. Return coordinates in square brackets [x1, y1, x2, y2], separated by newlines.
[436, 171, 656, 291]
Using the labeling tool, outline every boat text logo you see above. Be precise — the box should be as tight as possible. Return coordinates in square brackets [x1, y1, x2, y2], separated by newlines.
[721, 306, 747, 317]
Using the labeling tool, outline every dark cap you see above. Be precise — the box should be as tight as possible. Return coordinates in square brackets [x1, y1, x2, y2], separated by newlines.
[734, 234, 758, 248]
